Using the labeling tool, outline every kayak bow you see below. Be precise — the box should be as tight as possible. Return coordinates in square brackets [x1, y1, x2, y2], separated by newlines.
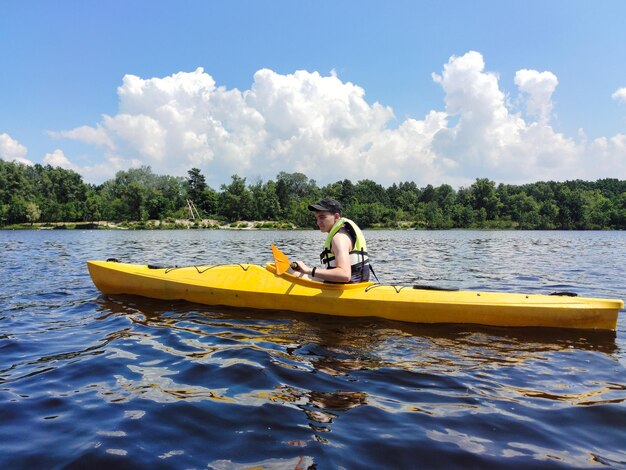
[86, 260, 623, 331]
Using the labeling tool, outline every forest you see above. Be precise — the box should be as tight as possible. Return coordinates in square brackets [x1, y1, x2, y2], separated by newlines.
[1, 159, 625, 230]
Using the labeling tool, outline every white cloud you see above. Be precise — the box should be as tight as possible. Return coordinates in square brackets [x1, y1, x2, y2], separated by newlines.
[1, 132, 128, 180]
[428, 52, 621, 183]
[0, 133, 32, 165]
[432, 51, 526, 170]
[44, 149, 78, 171]
[49, 125, 114, 148]
[51, 53, 626, 186]
[51, 66, 447, 185]
[515, 69, 558, 122]
[45, 149, 129, 181]
[612, 87, 626, 104]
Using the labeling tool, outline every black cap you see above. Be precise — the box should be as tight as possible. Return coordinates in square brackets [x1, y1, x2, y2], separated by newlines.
[308, 199, 342, 214]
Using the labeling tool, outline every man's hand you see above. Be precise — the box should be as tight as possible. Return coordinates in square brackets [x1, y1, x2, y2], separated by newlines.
[292, 260, 312, 275]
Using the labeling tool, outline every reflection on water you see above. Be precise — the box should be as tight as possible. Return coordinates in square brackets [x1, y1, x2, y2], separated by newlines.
[0, 229, 625, 468]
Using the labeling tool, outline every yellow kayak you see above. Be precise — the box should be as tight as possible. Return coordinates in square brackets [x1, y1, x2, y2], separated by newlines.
[87, 260, 623, 331]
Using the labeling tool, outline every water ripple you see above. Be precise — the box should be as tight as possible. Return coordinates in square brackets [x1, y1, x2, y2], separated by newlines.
[0, 229, 624, 468]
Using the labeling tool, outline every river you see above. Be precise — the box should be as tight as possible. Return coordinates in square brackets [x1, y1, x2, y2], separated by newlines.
[1, 229, 625, 468]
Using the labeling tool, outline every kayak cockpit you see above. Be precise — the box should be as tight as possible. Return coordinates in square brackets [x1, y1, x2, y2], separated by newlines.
[264, 262, 375, 290]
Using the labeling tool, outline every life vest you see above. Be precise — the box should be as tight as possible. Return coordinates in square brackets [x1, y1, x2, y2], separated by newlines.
[320, 218, 370, 282]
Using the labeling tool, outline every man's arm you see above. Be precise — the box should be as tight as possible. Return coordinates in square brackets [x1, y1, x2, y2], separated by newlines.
[292, 231, 353, 283]
[321, 231, 352, 282]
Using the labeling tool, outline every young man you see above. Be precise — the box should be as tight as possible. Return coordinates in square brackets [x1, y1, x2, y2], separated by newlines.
[293, 199, 371, 283]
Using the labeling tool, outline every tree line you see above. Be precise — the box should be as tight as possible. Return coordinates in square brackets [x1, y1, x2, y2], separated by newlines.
[1, 159, 625, 229]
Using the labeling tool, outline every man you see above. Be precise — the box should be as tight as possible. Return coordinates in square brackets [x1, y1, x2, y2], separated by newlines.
[292, 199, 371, 283]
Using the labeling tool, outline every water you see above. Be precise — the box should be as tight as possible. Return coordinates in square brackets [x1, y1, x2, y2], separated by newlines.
[1, 229, 625, 469]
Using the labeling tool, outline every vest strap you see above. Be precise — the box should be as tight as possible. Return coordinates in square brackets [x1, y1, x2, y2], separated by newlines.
[321, 250, 370, 268]
[319, 217, 370, 282]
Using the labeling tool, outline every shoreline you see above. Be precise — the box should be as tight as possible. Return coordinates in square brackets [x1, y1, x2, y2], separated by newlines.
[0, 220, 622, 232]
[1, 220, 620, 231]
[0, 220, 301, 231]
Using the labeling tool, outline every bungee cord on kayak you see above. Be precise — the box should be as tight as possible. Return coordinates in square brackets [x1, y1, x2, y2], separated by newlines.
[150, 264, 252, 274]
[107, 258, 254, 275]
[364, 284, 410, 294]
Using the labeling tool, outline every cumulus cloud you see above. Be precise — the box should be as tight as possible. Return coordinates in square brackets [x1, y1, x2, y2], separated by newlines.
[612, 87, 626, 104]
[50, 53, 626, 186]
[515, 69, 558, 122]
[50, 125, 114, 148]
[43, 149, 78, 171]
[49, 150, 135, 181]
[432, 51, 526, 170]
[0, 133, 32, 165]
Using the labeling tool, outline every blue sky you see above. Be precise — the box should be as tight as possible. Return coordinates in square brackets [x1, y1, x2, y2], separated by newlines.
[1, 0, 625, 187]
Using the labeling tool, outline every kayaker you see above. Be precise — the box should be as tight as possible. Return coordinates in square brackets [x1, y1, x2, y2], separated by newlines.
[292, 198, 371, 283]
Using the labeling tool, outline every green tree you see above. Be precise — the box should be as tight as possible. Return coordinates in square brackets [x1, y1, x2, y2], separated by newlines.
[538, 201, 559, 229]
[419, 184, 435, 203]
[424, 202, 446, 228]
[275, 172, 318, 214]
[469, 178, 502, 220]
[0, 204, 8, 225]
[509, 192, 540, 229]
[354, 179, 389, 206]
[219, 175, 253, 221]
[347, 201, 387, 228]
[614, 192, 626, 229]
[452, 203, 474, 227]
[185, 168, 217, 214]
[434, 184, 456, 209]
[158, 174, 189, 217]
[554, 186, 585, 229]
[25, 201, 41, 226]
[339, 179, 356, 205]
[250, 180, 281, 220]
[186, 168, 207, 201]
[7, 195, 27, 224]
[84, 192, 103, 222]
[389, 181, 420, 215]
[2, 156, 626, 230]
[582, 190, 615, 229]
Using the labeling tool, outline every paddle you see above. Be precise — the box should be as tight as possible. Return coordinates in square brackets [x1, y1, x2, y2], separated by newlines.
[271, 244, 298, 275]
[272, 244, 459, 288]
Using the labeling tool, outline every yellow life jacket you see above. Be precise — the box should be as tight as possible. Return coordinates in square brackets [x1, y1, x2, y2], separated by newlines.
[320, 218, 370, 282]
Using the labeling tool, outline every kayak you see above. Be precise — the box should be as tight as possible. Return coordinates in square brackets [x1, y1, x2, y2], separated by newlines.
[87, 260, 623, 331]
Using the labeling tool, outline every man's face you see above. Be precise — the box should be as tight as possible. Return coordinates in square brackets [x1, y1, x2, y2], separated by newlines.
[314, 210, 340, 233]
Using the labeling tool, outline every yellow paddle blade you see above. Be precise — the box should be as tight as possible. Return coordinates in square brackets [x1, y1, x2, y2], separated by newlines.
[271, 244, 292, 275]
